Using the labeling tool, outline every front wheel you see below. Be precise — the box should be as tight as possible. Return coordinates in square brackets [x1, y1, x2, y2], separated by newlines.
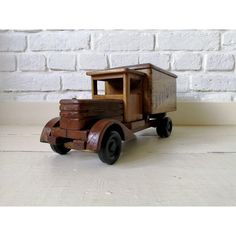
[50, 144, 71, 155]
[156, 117, 172, 138]
[98, 130, 122, 165]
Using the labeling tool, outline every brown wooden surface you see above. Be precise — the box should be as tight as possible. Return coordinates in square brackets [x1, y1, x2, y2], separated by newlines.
[60, 108, 123, 119]
[123, 66, 177, 115]
[51, 127, 66, 137]
[90, 69, 145, 123]
[150, 69, 176, 114]
[86, 68, 146, 77]
[64, 140, 86, 150]
[113, 63, 177, 78]
[67, 129, 89, 141]
[60, 116, 123, 130]
[60, 99, 124, 130]
[60, 118, 90, 130]
[124, 120, 145, 130]
[51, 127, 89, 140]
[87, 119, 135, 152]
[40, 117, 60, 143]
[47, 136, 68, 145]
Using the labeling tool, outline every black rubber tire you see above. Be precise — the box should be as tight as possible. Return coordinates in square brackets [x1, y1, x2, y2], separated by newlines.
[98, 130, 122, 165]
[156, 117, 173, 138]
[50, 144, 71, 155]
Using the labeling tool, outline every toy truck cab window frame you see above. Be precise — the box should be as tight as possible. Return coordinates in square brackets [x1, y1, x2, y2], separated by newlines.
[89, 68, 145, 122]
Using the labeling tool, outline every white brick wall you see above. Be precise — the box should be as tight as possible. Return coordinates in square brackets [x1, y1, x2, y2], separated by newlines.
[139, 53, 170, 70]
[61, 72, 91, 90]
[0, 30, 236, 102]
[172, 53, 202, 71]
[18, 54, 46, 71]
[0, 33, 26, 52]
[110, 53, 139, 67]
[92, 32, 154, 51]
[78, 53, 107, 70]
[158, 31, 220, 51]
[0, 72, 61, 91]
[48, 54, 76, 71]
[0, 54, 16, 71]
[29, 31, 90, 51]
[205, 54, 234, 71]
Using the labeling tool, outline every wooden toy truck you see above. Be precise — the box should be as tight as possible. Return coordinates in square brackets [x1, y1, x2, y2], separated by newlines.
[40, 64, 177, 164]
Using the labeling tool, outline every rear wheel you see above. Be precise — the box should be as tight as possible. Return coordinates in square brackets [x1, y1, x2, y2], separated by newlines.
[98, 130, 122, 165]
[156, 117, 172, 138]
[50, 144, 71, 155]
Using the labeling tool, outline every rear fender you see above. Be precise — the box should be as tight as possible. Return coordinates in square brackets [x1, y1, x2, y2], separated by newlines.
[87, 119, 135, 152]
[40, 117, 60, 143]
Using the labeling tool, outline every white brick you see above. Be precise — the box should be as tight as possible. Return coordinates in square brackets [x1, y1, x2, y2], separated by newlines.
[139, 53, 170, 69]
[92, 32, 154, 51]
[173, 53, 202, 71]
[222, 31, 236, 49]
[0, 33, 26, 52]
[158, 31, 220, 51]
[29, 31, 90, 51]
[78, 53, 107, 70]
[110, 54, 138, 67]
[175, 74, 190, 92]
[14, 92, 45, 101]
[61, 72, 91, 90]
[191, 74, 236, 91]
[46, 91, 91, 101]
[18, 54, 46, 71]
[0, 54, 16, 71]
[205, 54, 234, 71]
[0, 73, 60, 91]
[48, 54, 76, 71]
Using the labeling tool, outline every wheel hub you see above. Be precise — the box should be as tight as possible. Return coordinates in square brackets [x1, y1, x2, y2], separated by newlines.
[108, 139, 117, 155]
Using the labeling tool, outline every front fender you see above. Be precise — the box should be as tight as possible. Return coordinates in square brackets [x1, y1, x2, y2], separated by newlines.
[86, 119, 135, 152]
[40, 117, 60, 143]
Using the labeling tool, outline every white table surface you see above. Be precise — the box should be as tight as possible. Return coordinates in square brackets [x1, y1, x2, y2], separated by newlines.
[0, 125, 236, 206]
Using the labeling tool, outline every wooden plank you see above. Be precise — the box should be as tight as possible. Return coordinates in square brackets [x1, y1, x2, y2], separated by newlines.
[93, 95, 123, 100]
[86, 68, 146, 77]
[130, 120, 145, 130]
[64, 140, 86, 150]
[114, 63, 177, 78]
[151, 69, 176, 114]
[51, 127, 66, 137]
[60, 111, 80, 118]
[60, 116, 123, 130]
[60, 100, 123, 112]
[51, 127, 89, 141]
[67, 129, 89, 141]
[73, 139, 86, 149]
[60, 104, 123, 111]
[47, 136, 67, 145]
[124, 120, 146, 130]
[60, 118, 87, 130]
[60, 99, 123, 105]
[60, 108, 123, 119]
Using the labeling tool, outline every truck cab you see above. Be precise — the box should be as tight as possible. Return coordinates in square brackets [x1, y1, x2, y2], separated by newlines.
[88, 68, 145, 122]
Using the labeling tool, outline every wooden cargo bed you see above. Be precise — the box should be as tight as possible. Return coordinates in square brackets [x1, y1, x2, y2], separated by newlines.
[113, 63, 177, 115]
